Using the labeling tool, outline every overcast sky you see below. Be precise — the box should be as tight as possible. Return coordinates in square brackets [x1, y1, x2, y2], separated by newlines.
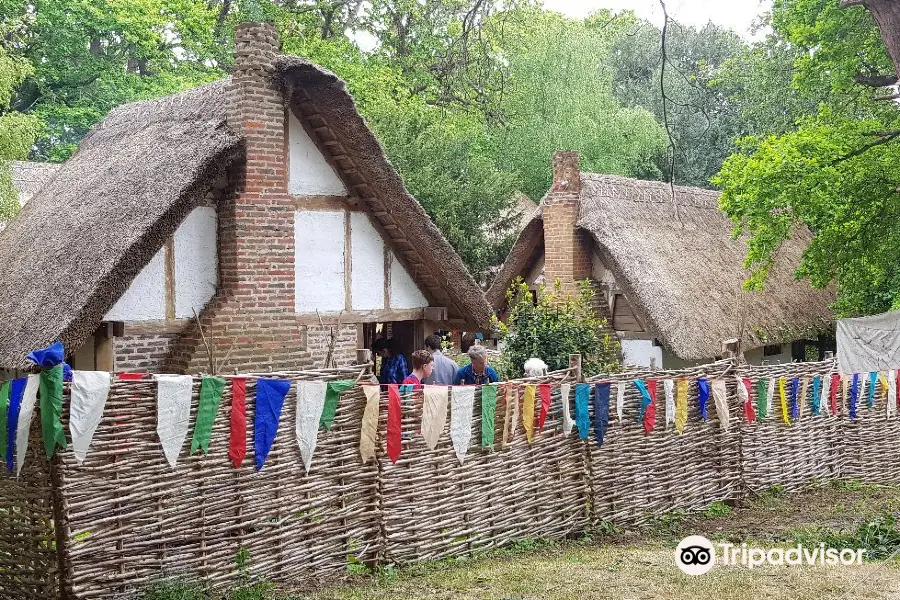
[541, 0, 770, 37]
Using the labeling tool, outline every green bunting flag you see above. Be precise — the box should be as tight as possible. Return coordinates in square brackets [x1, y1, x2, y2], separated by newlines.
[756, 378, 769, 419]
[39, 365, 66, 458]
[321, 380, 356, 431]
[0, 381, 8, 460]
[481, 385, 497, 448]
[191, 376, 227, 455]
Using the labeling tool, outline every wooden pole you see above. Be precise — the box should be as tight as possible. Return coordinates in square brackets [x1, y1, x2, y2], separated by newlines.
[569, 353, 583, 382]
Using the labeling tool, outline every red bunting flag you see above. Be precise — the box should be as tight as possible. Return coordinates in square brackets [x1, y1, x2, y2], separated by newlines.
[118, 372, 148, 380]
[537, 384, 552, 431]
[387, 384, 402, 463]
[742, 378, 756, 423]
[643, 379, 657, 434]
[229, 378, 247, 468]
[830, 374, 840, 415]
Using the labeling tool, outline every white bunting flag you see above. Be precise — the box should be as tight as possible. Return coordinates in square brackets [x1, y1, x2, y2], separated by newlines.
[560, 383, 574, 435]
[821, 375, 832, 416]
[422, 386, 450, 450]
[359, 385, 380, 463]
[155, 374, 193, 468]
[69, 371, 111, 464]
[296, 381, 328, 474]
[766, 379, 776, 420]
[711, 379, 729, 431]
[15, 375, 40, 477]
[664, 379, 675, 427]
[889, 371, 897, 418]
[450, 386, 476, 464]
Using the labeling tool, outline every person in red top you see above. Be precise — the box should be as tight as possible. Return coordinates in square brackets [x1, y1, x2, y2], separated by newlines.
[402, 350, 434, 390]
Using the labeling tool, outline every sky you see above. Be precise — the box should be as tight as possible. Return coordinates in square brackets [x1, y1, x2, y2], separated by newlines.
[541, 0, 770, 38]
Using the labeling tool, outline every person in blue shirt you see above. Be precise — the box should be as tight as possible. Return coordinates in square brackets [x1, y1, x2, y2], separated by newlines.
[373, 338, 409, 385]
[456, 344, 499, 385]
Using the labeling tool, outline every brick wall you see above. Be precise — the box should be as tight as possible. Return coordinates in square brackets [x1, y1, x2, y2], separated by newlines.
[115, 334, 179, 372]
[543, 151, 592, 297]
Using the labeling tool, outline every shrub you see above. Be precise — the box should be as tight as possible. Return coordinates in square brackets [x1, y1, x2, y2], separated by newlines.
[492, 279, 620, 378]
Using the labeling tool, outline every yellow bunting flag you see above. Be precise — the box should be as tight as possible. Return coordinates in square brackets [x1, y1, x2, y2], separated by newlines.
[675, 379, 688, 434]
[779, 378, 790, 424]
[879, 372, 889, 403]
[523, 384, 536, 443]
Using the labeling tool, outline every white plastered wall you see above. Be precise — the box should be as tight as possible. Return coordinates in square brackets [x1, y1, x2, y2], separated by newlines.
[288, 112, 347, 196]
[174, 207, 217, 318]
[104, 207, 218, 322]
[294, 209, 429, 313]
[295, 210, 346, 312]
[621, 339, 664, 369]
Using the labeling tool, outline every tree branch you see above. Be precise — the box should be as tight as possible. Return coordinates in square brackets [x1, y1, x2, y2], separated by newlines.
[658, 0, 681, 222]
[832, 130, 900, 164]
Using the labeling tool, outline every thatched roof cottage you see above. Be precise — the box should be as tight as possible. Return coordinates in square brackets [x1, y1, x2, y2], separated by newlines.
[0, 22, 491, 374]
[487, 152, 835, 368]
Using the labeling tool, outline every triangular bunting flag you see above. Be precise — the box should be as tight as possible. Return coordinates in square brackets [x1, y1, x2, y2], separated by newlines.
[422, 386, 449, 450]
[574, 384, 590, 440]
[386, 384, 402, 463]
[16, 375, 40, 476]
[522, 384, 536, 443]
[156, 374, 194, 468]
[321, 380, 356, 431]
[711, 379, 729, 431]
[697, 378, 710, 421]
[593, 383, 610, 447]
[616, 381, 626, 422]
[481, 384, 497, 449]
[6, 378, 26, 472]
[254, 378, 290, 471]
[191, 376, 226, 455]
[560, 383, 574, 435]
[296, 381, 328, 474]
[229, 378, 248, 468]
[675, 379, 688, 434]
[450, 386, 475, 464]
[537, 384, 551, 432]
[69, 371, 111, 464]
[663, 379, 675, 428]
[359, 385, 380, 463]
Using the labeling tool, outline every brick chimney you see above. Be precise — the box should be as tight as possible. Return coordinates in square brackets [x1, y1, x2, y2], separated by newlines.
[221, 22, 292, 307]
[543, 151, 590, 296]
[165, 23, 305, 373]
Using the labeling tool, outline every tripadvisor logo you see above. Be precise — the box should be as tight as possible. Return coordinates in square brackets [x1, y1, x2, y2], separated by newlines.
[675, 535, 866, 575]
[676, 535, 716, 575]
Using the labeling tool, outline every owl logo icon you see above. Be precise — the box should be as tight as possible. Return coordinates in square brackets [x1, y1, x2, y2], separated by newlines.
[675, 536, 716, 575]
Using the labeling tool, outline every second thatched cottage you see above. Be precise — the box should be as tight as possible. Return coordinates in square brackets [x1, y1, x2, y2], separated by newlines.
[487, 152, 836, 368]
[0, 22, 491, 374]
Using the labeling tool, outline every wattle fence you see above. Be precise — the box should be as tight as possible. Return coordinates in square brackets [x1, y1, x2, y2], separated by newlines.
[3, 357, 899, 599]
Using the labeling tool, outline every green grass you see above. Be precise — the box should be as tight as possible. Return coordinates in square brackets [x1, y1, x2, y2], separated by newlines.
[140, 483, 900, 600]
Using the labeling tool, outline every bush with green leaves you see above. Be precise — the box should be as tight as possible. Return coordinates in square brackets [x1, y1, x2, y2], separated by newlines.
[492, 279, 620, 379]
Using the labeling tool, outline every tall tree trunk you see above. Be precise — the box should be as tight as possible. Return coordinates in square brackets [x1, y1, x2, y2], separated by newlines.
[845, 0, 900, 78]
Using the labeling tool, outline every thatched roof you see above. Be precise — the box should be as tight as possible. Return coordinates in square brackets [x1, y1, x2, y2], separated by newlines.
[10, 161, 60, 206]
[0, 57, 490, 369]
[488, 173, 835, 361]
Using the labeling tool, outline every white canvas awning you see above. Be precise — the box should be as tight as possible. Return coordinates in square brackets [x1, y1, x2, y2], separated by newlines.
[837, 311, 900, 373]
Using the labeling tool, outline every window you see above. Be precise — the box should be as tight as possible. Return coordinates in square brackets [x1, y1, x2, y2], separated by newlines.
[763, 344, 783, 357]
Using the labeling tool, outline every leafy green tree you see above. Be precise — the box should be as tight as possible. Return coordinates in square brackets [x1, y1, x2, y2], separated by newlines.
[607, 14, 747, 188]
[487, 9, 668, 200]
[493, 279, 620, 378]
[715, 0, 900, 316]
[0, 27, 41, 220]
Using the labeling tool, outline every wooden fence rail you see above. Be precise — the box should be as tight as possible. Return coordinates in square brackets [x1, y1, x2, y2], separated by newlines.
[2, 358, 899, 599]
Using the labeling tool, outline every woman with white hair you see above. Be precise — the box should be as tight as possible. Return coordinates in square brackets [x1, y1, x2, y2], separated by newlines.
[523, 357, 549, 378]
[455, 344, 500, 385]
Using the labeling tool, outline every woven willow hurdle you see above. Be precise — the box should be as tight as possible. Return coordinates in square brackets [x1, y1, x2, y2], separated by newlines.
[4, 358, 900, 598]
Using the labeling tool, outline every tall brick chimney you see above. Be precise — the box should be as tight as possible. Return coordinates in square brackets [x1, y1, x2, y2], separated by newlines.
[543, 151, 590, 296]
[221, 22, 292, 308]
